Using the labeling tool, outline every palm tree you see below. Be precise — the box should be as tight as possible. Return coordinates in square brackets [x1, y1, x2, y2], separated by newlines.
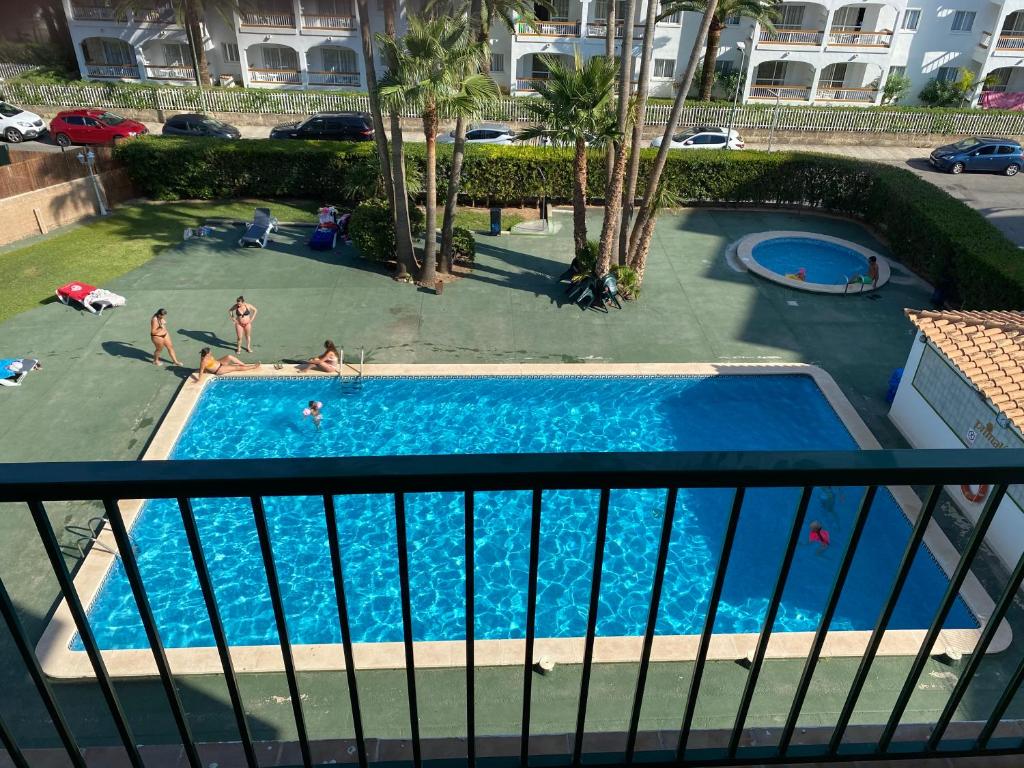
[660, 0, 777, 100]
[378, 15, 497, 286]
[354, 0, 395, 215]
[516, 53, 618, 258]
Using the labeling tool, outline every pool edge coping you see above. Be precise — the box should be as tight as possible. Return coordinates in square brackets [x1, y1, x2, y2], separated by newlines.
[36, 362, 1005, 679]
[736, 231, 892, 294]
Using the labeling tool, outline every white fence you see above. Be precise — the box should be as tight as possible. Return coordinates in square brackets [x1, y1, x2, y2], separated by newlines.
[3, 80, 1024, 135]
[0, 63, 39, 82]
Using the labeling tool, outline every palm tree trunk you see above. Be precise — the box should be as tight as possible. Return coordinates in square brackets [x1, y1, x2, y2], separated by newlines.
[618, 0, 659, 266]
[699, 23, 724, 101]
[421, 106, 439, 286]
[439, 116, 467, 274]
[631, 202, 657, 285]
[384, 0, 417, 278]
[604, 0, 616, 189]
[628, 0, 718, 261]
[572, 136, 589, 256]
[184, 1, 210, 89]
[355, 0, 394, 211]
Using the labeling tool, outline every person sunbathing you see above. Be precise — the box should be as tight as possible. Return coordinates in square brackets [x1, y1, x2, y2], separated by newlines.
[298, 340, 341, 373]
[196, 347, 259, 383]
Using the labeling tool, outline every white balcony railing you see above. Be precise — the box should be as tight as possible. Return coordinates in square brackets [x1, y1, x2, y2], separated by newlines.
[749, 84, 813, 100]
[827, 28, 893, 47]
[248, 67, 302, 84]
[307, 70, 360, 86]
[240, 11, 296, 27]
[758, 28, 825, 45]
[71, 3, 174, 22]
[815, 86, 878, 102]
[70, 5, 120, 21]
[585, 21, 644, 38]
[302, 14, 357, 30]
[516, 20, 581, 36]
[995, 33, 1024, 50]
[86, 64, 141, 79]
[515, 77, 546, 91]
[145, 65, 197, 81]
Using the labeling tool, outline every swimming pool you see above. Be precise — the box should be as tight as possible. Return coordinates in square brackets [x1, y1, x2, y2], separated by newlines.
[736, 231, 889, 294]
[71, 371, 976, 658]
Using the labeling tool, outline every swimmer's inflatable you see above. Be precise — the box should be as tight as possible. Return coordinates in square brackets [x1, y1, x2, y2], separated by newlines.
[961, 484, 989, 504]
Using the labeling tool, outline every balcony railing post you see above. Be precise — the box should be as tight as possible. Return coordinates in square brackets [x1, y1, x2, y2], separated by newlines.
[0, 577, 86, 767]
[877, 484, 1009, 753]
[26, 500, 144, 768]
[778, 485, 878, 756]
[521, 489, 543, 765]
[394, 492, 422, 768]
[250, 495, 313, 768]
[828, 485, 942, 753]
[675, 487, 746, 759]
[103, 498, 201, 768]
[572, 487, 611, 767]
[727, 486, 814, 758]
[0, 713, 28, 768]
[465, 491, 476, 768]
[176, 497, 259, 768]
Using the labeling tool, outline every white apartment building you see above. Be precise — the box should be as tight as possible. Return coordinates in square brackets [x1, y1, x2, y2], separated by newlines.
[61, 0, 1024, 106]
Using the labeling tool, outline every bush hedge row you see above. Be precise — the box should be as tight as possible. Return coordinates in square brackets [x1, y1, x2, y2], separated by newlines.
[114, 138, 1024, 308]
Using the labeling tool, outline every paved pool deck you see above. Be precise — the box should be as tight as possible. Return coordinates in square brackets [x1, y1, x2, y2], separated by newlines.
[0, 204, 1022, 756]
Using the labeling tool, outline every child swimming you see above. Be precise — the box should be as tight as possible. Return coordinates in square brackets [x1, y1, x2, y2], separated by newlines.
[303, 400, 323, 430]
[809, 520, 831, 551]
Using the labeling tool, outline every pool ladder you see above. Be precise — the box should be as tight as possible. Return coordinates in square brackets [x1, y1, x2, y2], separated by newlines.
[64, 517, 117, 559]
[338, 347, 364, 393]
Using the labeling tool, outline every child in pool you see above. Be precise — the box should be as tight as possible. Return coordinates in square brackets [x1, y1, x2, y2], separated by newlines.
[304, 400, 323, 430]
[809, 520, 830, 551]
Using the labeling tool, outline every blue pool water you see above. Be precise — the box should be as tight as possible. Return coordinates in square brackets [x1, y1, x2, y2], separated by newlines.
[752, 237, 869, 285]
[79, 375, 976, 651]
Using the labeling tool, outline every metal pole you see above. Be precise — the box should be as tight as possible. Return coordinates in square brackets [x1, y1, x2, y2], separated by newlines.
[767, 89, 781, 152]
[724, 43, 747, 149]
[81, 151, 108, 216]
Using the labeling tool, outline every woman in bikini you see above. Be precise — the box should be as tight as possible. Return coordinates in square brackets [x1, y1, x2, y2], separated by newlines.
[196, 347, 260, 383]
[229, 296, 258, 354]
[150, 308, 181, 367]
[299, 340, 341, 373]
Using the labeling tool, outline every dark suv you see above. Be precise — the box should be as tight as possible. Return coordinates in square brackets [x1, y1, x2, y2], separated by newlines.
[929, 136, 1022, 176]
[269, 112, 374, 141]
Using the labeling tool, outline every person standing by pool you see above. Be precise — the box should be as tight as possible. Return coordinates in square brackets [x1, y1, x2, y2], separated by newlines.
[299, 340, 341, 373]
[196, 347, 260, 383]
[229, 296, 258, 354]
[150, 308, 182, 367]
[846, 256, 879, 293]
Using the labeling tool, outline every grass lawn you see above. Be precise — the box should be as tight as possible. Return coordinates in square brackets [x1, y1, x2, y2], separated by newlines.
[453, 207, 528, 232]
[0, 199, 319, 325]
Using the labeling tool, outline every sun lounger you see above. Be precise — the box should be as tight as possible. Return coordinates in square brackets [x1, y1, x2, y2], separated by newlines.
[238, 207, 278, 248]
[0, 358, 40, 387]
[56, 282, 126, 315]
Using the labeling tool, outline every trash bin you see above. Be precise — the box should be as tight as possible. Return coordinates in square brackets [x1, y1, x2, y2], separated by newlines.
[489, 207, 501, 236]
[0, 144, 9, 167]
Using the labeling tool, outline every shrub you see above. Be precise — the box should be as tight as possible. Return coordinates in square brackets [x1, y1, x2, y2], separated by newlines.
[115, 139, 1024, 308]
[882, 72, 912, 105]
[350, 198, 425, 263]
[452, 227, 475, 264]
[610, 264, 640, 299]
[576, 239, 599, 270]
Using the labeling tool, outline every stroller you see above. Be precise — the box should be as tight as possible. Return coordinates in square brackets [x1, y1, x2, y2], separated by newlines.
[239, 208, 278, 248]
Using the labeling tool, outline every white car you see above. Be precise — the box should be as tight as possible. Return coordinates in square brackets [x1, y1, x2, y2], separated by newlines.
[651, 126, 744, 150]
[0, 101, 46, 143]
[437, 123, 516, 145]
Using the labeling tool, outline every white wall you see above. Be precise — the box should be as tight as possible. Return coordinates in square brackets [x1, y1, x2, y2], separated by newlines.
[890, 336, 1024, 572]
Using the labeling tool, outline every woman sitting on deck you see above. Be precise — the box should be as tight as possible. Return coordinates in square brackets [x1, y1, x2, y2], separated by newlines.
[298, 340, 341, 373]
[196, 347, 260, 383]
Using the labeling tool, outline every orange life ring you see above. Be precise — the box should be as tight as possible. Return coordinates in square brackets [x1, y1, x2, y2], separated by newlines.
[961, 484, 989, 504]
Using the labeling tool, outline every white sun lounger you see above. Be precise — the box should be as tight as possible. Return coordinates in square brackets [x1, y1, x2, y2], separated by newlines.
[0, 358, 40, 387]
[238, 207, 278, 248]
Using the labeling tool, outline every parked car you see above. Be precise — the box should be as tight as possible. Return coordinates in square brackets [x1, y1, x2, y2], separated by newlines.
[50, 109, 148, 147]
[0, 101, 46, 143]
[928, 136, 1022, 176]
[650, 126, 744, 150]
[161, 113, 241, 139]
[437, 123, 516, 145]
[269, 112, 374, 141]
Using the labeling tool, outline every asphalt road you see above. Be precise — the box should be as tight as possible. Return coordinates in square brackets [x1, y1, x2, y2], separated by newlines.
[5, 130, 1022, 247]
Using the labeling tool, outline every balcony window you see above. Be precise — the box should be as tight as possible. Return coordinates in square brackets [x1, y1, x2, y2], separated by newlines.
[889, 65, 906, 78]
[654, 58, 675, 78]
[322, 46, 357, 72]
[262, 46, 298, 70]
[901, 9, 920, 30]
[222, 42, 240, 63]
[778, 5, 805, 28]
[725, 14, 740, 25]
[950, 10, 975, 32]
[161, 42, 189, 66]
[755, 60, 788, 84]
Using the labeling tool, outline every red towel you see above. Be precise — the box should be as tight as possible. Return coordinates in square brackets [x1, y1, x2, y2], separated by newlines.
[57, 282, 97, 301]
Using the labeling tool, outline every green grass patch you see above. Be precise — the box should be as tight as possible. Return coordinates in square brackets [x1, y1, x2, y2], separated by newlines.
[0, 199, 318, 325]
[453, 208, 527, 232]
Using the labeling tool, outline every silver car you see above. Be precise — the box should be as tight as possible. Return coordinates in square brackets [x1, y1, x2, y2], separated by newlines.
[651, 126, 745, 150]
[437, 123, 516, 145]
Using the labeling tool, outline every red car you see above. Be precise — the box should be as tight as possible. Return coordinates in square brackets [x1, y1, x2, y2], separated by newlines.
[50, 109, 148, 147]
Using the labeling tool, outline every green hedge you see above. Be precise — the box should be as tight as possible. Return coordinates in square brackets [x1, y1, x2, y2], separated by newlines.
[114, 137, 1024, 308]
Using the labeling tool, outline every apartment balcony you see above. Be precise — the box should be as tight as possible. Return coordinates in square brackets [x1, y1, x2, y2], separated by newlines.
[757, 28, 825, 46]
[239, 10, 297, 28]
[816, 85, 879, 102]
[515, 76, 546, 91]
[749, 84, 813, 101]
[70, 2, 175, 24]
[248, 66, 302, 84]
[307, 69, 360, 86]
[144, 64, 197, 82]
[827, 27, 893, 47]
[84, 63, 142, 79]
[70, 3, 125, 22]
[302, 13, 357, 31]
[585, 21, 645, 38]
[995, 33, 1024, 51]
[515, 19, 582, 37]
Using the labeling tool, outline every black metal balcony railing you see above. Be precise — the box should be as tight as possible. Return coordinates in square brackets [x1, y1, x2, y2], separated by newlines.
[2, 449, 1024, 768]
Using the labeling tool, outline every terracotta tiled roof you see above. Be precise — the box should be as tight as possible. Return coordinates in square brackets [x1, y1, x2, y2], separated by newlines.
[906, 309, 1024, 433]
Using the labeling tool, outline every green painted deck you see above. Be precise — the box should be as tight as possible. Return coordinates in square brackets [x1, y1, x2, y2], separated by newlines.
[0, 204, 1021, 755]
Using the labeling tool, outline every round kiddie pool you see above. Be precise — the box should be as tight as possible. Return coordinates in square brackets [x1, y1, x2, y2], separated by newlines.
[736, 231, 890, 294]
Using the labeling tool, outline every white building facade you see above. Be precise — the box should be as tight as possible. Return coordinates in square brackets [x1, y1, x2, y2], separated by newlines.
[61, 0, 1024, 106]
